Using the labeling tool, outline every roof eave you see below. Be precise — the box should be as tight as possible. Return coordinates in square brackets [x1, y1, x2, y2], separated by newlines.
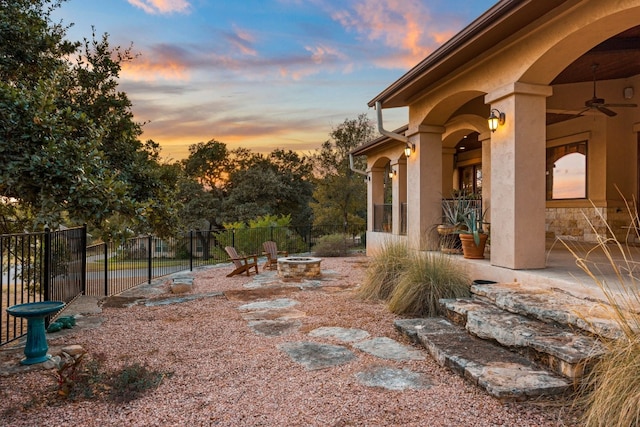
[368, 0, 565, 109]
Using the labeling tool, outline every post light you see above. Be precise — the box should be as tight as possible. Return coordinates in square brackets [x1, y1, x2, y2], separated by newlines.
[488, 109, 505, 132]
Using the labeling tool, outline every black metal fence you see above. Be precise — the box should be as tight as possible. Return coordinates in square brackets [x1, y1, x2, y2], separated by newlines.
[1, 224, 365, 346]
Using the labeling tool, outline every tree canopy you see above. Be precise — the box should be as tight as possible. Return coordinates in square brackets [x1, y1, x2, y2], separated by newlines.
[310, 114, 373, 229]
[0, 0, 178, 238]
[179, 141, 314, 231]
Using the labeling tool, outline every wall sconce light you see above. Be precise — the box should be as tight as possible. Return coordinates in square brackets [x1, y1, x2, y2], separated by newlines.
[404, 143, 415, 157]
[624, 86, 634, 99]
[388, 169, 396, 178]
[488, 109, 505, 132]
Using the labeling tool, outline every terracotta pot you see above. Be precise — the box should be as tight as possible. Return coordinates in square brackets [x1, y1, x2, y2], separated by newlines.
[459, 233, 488, 259]
[437, 224, 457, 235]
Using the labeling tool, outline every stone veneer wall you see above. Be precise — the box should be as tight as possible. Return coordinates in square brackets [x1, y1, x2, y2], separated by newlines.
[277, 259, 322, 278]
[546, 207, 635, 243]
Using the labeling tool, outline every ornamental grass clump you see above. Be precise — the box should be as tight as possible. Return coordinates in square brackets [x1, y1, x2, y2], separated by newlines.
[388, 251, 470, 317]
[561, 193, 640, 426]
[357, 240, 410, 301]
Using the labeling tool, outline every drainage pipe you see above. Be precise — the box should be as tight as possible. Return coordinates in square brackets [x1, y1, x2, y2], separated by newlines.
[375, 101, 408, 143]
[349, 153, 367, 177]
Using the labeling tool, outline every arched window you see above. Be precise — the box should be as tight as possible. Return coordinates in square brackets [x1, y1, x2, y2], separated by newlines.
[546, 141, 587, 200]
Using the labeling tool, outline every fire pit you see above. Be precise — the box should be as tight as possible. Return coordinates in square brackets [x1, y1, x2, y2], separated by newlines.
[277, 257, 322, 279]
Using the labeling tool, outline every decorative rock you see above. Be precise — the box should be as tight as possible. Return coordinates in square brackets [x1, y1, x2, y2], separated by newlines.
[308, 326, 370, 343]
[248, 320, 301, 337]
[238, 298, 298, 311]
[278, 341, 356, 370]
[355, 366, 432, 391]
[171, 277, 194, 294]
[353, 337, 425, 361]
[60, 345, 85, 357]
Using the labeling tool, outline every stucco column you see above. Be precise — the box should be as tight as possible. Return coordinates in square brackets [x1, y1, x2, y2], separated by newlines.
[442, 148, 456, 196]
[368, 166, 385, 232]
[407, 125, 445, 250]
[392, 158, 407, 234]
[485, 82, 552, 269]
[479, 132, 491, 225]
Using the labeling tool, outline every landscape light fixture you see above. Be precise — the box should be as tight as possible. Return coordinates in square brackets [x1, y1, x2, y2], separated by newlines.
[404, 143, 415, 157]
[488, 109, 505, 132]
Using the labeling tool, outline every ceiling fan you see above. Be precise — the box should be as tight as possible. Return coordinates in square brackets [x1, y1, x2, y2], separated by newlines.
[577, 63, 637, 117]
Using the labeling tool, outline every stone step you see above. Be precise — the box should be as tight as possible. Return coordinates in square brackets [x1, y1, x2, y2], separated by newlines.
[441, 298, 606, 380]
[395, 318, 572, 400]
[471, 282, 626, 340]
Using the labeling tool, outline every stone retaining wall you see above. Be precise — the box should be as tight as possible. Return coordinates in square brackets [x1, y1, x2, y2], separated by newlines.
[546, 206, 636, 243]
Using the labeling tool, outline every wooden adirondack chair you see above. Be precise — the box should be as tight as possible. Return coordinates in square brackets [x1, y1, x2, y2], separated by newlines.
[262, 241, 288, 271]
[225, 246, 259, 277]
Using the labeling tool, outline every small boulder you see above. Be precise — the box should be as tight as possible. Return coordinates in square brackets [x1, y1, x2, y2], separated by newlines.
[170, 278, 193, 294]
[60, 345, 86, 357]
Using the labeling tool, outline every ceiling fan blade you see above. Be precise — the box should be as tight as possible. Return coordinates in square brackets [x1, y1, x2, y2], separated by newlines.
[597, 106, 617, 117]
[602, 103, 638, 108]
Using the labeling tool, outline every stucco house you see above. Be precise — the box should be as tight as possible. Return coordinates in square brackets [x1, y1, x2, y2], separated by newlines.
[353, 0, 640, 274]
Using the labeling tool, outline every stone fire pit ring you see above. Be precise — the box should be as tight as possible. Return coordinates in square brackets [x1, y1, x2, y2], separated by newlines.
[277, 256, 322, 279]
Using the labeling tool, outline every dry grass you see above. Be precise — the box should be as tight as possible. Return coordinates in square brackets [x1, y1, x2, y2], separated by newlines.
[579, 336, 640, 427]
[388, 251, 470, 317]
[356, 240, 409, 301]
[559, 191, 640, 426]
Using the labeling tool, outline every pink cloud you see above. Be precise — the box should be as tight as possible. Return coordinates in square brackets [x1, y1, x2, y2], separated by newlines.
[227, 27, 258, 56]
[122, 60, 190, 81]
[305, 44, 347, 65]
[127, 0, 190, 14]
[332, 0, 458, 68]
[121, 45, 192, 81]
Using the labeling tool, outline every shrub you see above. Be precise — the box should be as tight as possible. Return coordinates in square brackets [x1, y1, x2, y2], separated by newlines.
[108, 362, 171, 403]
[388, 251, 470, 316]
[357, 240, 410, 301]
[312, 233, 349, 257]
[52, 353, 170, 403]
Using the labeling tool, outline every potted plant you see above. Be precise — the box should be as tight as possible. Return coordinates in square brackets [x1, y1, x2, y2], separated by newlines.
[457, 206, 489, 259]
[437, 192, 472, 254]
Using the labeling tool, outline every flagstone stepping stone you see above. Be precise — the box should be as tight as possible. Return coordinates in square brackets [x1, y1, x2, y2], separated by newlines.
[353, 337, 425, 361]
[308, 326, 370, 342]
[238, 298, 298, 311]
[248, 320, 301, 337]
[144, 292, 223, 307]
[279, 341, 356, 370]
[240, 308, 306, 321]
[244, 272, 280, 289]
[355, 366, 432, 391]
[225, 286, 299, 302]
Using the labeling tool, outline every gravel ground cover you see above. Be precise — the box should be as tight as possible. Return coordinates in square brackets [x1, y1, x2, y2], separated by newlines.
[0, 256, 580, 426]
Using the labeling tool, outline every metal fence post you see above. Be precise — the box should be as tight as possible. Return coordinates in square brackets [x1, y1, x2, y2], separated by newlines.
[189, 230, 194, 271]
[104, 242, 108, 296]
[148, 235, 153, 284]
[81, 224, 87, 295]
[43, 228, 51, 301]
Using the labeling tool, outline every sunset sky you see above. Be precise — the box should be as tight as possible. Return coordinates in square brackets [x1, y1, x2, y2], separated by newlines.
[54, 0, 496, 161]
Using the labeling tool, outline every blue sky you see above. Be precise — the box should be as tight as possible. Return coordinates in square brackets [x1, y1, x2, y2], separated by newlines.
[54, 0, 496, 160]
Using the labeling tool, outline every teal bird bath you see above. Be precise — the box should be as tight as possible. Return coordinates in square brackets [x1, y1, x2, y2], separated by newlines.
[6, 301, 65, 365]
